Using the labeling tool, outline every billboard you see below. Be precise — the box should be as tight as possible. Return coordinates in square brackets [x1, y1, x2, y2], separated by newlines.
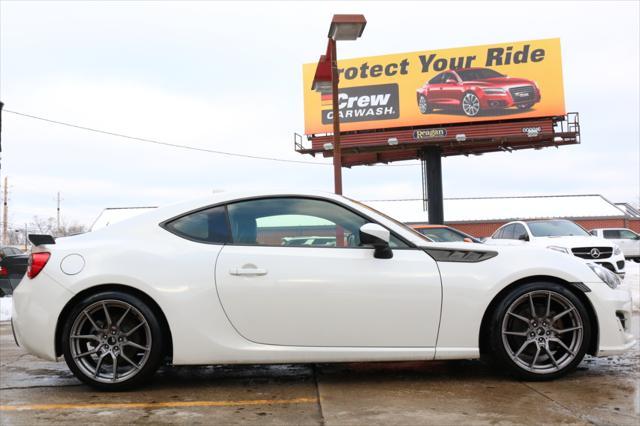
[303, 38, 565, 135]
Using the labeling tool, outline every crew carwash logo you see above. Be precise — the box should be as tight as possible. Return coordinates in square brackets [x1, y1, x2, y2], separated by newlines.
[321, 84, 400, 125]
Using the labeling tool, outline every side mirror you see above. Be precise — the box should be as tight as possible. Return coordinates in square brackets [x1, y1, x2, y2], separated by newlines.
[445, 79, 457, 84]
[463, 237, 473, 243]
[518, 234, 530, 242]
[359, 223, 393, 259]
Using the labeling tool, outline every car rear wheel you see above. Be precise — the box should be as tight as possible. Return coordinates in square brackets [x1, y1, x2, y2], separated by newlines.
[62, 291, 164, 390]
[517, 103, 534, 110]
[489, 282, 591, 380]
[461, 92, 480, 117]
[418, 95, 432, 114]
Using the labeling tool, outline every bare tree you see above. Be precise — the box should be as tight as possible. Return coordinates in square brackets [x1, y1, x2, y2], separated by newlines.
[4, 216, 87, 250]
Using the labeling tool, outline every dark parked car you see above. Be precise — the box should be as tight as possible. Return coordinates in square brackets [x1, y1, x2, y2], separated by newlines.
[0, 246, 28, 297]
[416, 68, 541, 117]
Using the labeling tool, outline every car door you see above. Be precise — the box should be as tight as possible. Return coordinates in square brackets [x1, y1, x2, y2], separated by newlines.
[617, 229, 640, 257]
[426, 73, 445, 104]
[215, 197, 442, 348]
[511, 223, 530, 245]
[439, 72, 462, 105]
[603, 229, 625, 253]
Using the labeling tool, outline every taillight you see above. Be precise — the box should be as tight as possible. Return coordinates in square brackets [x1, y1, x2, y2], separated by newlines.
[27, 252, 51, 279]
[0, 266, 7, 277]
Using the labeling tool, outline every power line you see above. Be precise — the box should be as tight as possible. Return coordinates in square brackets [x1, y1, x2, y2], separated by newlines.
[4, 110, 331, 166]
[4, 109, 419, 167]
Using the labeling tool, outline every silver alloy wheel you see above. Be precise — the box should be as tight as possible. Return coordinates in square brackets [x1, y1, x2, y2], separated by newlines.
[69, 299, 152, 384]
[419, 96, 428, 113]
[462, 93, 480, 116]
[501, 290, 583, 374]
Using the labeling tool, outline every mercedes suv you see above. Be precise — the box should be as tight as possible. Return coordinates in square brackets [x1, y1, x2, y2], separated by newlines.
[485, 219, 626, 278]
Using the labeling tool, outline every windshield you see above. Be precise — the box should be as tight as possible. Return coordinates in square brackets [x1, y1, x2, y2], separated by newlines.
[347, 198, 432, 243]
[457, 68, 504, 81]
[417, 227, 466, 242]
[528, 220, 590, 237]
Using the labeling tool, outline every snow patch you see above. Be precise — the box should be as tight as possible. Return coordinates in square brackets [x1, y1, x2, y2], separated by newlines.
[0, 297, 12, 321]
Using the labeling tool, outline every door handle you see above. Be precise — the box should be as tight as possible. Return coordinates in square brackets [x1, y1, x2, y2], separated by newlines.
[229, 265, 268, 276]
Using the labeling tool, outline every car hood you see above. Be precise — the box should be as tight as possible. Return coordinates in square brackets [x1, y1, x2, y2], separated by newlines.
[529, 235, 616, 249]
[465, 77, 534, 87]
[417, 241, 601, 284]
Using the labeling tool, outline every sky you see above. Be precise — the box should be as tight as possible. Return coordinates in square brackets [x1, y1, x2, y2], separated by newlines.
[1, 0, 639, 229]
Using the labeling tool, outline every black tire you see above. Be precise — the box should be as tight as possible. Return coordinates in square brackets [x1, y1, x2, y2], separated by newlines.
[517, 103, 534, 110]
[417, 95, 432, 114]
[488, 282, 591, 381]
[62, 291, 164, 391]
[461, 92, 481, 117]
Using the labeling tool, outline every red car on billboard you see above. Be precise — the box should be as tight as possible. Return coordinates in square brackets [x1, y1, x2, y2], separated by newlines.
[416, 68, 541, 117]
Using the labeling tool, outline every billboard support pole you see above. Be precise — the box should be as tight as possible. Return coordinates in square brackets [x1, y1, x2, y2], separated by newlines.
[420, 147, 444, 225]
[329, 38, 342, 195]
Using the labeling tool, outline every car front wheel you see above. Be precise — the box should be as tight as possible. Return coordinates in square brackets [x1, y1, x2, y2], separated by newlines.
[461, 92, 481, 117]
[489, 282, 591, 380]
[62, 291, 164, 390]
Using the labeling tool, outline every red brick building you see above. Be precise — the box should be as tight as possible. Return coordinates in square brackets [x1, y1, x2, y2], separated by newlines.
[367, 194, 640, 239]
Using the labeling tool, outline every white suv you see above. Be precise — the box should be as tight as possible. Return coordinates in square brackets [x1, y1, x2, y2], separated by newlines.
[485, 219, 626, 278]
[589, 228, 640, 262]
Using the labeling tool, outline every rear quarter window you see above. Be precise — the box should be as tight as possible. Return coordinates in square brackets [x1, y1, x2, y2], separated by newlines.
[164, 206, 230, 244]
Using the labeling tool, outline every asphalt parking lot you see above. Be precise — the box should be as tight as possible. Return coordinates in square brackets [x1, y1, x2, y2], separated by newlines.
[0, 315, 638, 426]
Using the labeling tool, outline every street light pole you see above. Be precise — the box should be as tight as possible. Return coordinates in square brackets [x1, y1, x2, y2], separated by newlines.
[329, 38, 342, 195]
[311, 14, 366, 196]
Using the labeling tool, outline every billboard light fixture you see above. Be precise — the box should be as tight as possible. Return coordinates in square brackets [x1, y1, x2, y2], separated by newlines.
[328, 14, 367, 40]
[323, 143, 334, 150]
[455, 134, 466, 142]
[311, 54, 332, 93]
[387, 137, 399, 146]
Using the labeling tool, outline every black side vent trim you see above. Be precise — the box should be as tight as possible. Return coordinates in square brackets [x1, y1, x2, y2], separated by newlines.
[423, 248, 498, 263]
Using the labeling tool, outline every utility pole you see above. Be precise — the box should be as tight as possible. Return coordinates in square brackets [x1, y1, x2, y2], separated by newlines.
[56, 191, 61, 234]
[24, 223, 28, 251]
[2, 176, 8, 245]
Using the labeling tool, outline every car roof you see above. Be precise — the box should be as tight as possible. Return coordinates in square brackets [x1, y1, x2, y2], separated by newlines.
[448, 67, 490, 72]
[410, 224, 447, 229]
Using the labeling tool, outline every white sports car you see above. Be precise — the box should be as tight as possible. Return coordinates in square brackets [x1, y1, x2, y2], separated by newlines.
[12, 191, 635, 390]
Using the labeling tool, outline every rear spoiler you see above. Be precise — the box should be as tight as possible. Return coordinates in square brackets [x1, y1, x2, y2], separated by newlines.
[28, 234, 56, 246]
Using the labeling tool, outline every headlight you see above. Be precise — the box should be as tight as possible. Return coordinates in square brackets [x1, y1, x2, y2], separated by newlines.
[481, 88, 506, 94]
[547, 245, 569, 254]
[587, 263, 621, 289]
[613, 245, 621, 255]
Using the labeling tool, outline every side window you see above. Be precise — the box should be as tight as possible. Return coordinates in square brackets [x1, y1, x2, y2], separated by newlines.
[502, 224, 516, 240]
[226, 197, 408, 248]
[603, 230, 621, 239]
[619, 230, 639, 239]
[492, 227, 504, 239]
[428, 73, 443, 84]
[513, 224, 528, 240]
[441, 72, 455, 83]
[164, 206, 230, 244]
[589, 230, 597, 236]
